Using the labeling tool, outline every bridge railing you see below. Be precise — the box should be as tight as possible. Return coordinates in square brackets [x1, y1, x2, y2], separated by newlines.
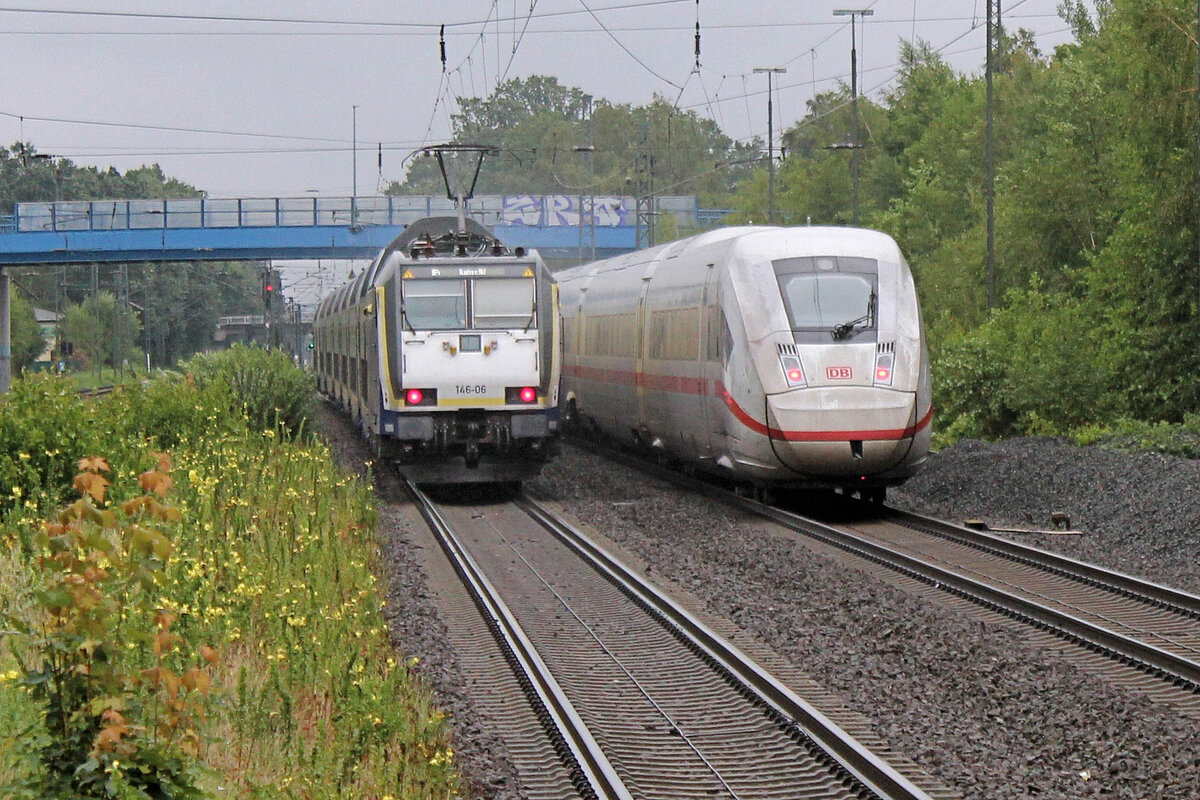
[217, 315, 266, 327]
[9, 195, 715, 234]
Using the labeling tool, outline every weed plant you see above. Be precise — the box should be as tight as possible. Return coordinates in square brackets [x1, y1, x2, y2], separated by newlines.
[0, 352, 460, 799]
[180, 345, 315, 437]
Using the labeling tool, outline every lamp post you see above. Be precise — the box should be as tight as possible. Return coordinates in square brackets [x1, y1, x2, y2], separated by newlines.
[753, 67, 786, 224]
[833, 8, 873, 225]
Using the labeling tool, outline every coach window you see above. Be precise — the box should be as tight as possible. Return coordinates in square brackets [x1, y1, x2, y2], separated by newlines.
[473, 278, 534, 329]
[402, 279, 468, 329]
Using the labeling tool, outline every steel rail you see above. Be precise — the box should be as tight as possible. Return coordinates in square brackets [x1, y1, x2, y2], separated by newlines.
[518, 494, 935, 800]
[744, 498, 1200, 692]
[569, 440, 1200, 693]
[405, 481, 633, 800]
[888, 508, 1200, 621]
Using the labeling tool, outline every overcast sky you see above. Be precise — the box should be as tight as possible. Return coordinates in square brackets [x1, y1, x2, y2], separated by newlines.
[1, 0, 1092, 201]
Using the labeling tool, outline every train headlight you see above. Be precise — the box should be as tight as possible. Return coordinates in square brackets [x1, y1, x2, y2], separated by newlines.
[405, 388, 437, 406]
[873, 353, 895, 386]
[506, 386, 539, 404]
[779, 353, 807, 388]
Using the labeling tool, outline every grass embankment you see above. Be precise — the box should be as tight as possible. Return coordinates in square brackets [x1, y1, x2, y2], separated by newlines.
[0, 346, 460, 799]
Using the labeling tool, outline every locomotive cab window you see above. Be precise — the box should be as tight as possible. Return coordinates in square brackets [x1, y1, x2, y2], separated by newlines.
[473, 277, 535, 329]
[403, 279, 468, 330]
[773, 256, 878, 342]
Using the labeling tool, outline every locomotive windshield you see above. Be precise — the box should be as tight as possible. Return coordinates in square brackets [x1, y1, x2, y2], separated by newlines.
[403, 279, 468, 329]
[473, 278, 535, 329]
[402, 276, 535, 330]
[773, 256, 877, 340]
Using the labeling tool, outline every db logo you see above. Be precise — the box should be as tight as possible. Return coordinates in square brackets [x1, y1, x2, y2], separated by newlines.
[826, 366, 853, 380]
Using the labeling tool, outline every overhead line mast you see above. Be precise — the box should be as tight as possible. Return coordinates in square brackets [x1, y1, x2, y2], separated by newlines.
[986, 0, 1000, 311]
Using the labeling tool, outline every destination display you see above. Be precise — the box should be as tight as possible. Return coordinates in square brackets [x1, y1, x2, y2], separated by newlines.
[401, 265, 537, 279]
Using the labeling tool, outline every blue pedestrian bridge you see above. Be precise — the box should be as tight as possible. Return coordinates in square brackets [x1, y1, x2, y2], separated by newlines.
[0, 194, 723, 266]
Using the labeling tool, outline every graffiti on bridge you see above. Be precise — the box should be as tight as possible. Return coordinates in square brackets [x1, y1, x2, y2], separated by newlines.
[501, 196, 631, 227]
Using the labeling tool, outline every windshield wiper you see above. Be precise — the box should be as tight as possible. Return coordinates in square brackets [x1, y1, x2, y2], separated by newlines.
[523, 298, 537, 333]
[831, 292, 876, 341]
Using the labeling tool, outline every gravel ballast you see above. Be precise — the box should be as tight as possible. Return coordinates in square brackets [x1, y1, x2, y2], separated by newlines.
[318, 404, 1200, 800]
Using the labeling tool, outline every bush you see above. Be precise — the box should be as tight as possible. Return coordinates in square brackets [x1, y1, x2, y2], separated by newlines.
[180, 346, 314, 437]
[0, 375, 147, 520]
[3, 456, 215, 799]
[933, 284, 1127, 442]
[116, 373, 238, 452]
[1072, 415, 1200, 459]
[1, 359, 462, 799]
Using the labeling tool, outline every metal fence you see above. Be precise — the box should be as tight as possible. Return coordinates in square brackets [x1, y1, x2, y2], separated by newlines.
[8, 195, 713, 234]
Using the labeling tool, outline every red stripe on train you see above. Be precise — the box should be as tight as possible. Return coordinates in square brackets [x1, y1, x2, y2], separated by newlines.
[715, 381, 932, 442]
[564, 364, 931, 442]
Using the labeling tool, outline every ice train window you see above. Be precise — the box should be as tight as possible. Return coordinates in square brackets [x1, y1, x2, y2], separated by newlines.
[473, 278, 534, 329]
[778, 273, 874, 328]
[773, 256, 878, 335]
[403, 279, 467, 330]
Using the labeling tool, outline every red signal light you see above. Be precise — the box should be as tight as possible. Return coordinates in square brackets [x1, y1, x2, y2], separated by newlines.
[519, 387, 537, 403]
[406, 389, 424, 405]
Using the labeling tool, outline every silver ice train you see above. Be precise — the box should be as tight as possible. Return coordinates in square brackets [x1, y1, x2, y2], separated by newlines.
[313, 217, 562, 484]
[558, 225, 931, 500]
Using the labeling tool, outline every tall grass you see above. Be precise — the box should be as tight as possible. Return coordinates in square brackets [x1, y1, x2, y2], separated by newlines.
[0, 351, 460, 799]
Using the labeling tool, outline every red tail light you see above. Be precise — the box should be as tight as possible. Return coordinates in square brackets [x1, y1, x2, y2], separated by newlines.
[506, 386, 539, 404]
[406, 389, 424, 405]
[779, 352, 806, 388]
[873, 352, 895, 386]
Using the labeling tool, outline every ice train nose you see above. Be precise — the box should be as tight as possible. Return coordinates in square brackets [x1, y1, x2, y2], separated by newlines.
[765, 387, 924, 476]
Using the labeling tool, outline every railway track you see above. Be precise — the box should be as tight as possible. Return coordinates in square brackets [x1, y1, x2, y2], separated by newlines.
[581, 441, 1200, 712]
[405, 479, 952, 800]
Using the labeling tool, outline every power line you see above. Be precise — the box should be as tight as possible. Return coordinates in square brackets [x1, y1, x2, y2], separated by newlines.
[0, 13, 1068, 37]
[574, 0, 684, 90]
[0, 109, 348, 144]
[0, 1, 690, 30]
[679, 19, 1073, 125]
[497, 0, 540, 86]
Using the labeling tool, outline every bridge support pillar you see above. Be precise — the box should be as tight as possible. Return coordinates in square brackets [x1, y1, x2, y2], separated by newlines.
[0, 266, 9, 394]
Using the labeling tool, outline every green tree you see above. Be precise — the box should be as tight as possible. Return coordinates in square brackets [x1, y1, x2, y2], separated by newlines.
[61, 292, 139, 370]
[10, 290, 45, 371]
[387, 76, 757, 211]
[136, 262, 263, 366]
[1, 144, 201, 215]
[455, 74, 593, 138]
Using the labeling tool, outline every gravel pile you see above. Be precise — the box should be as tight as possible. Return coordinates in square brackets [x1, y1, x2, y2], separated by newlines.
[317, 401, 1200, 800]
